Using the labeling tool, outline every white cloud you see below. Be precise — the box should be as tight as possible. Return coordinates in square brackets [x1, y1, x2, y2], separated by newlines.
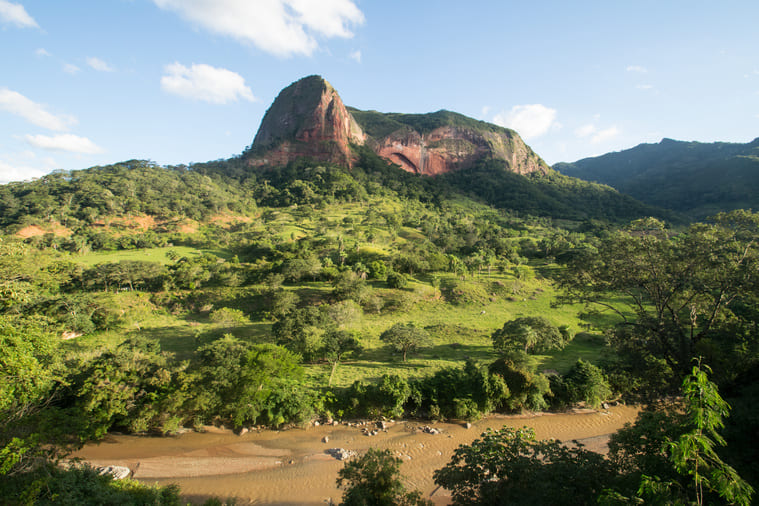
[591, 126, 620, 144]
[152, 0, 364, 57]
[575, 120, 620, 144]
[575, 124, 596, 138]
[25, 134, 103, 154]
[0, 160, 48, 183]
[87, 57, 115, 72]
[63, 63, 80, 75]
[161, 62, 255, 104]
[626, 65, 647, 73]
[636, 84, 654, 90]
[35, 48, 50, 57]
[493, 104, 559, 139]
[481, 105, 491, 117]
[0, 88, 75, 131]
[0, 0, 38, 28]
[349, 49, 361, 63]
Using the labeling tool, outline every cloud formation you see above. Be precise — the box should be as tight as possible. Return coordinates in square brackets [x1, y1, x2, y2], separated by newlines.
[574, 122, 620, 144]
[0, 88, 75, 131]
[349, 49, 362, 63]
[626, 65, 647, 73]
[87, 57, 115, 72]
[493, 104, 558, 139]
[63, 63, 80, 75]
[25, 134, 104, 154]
[161, 62, 255, 104]
[0, 159, 48, 184]
[590, 126, 620, 144]
[0, 0, 38, 28]
[152, 0, 364, 57]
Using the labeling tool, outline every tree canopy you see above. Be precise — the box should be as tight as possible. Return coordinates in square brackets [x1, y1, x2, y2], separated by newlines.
[379, 323, 431, 361]
[491, 316, 568, 354]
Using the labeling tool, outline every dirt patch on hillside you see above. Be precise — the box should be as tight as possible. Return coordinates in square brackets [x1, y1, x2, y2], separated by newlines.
[211, 214, 253, 228]
[129, 215, 158, 230]
[16, 222, 72, 238]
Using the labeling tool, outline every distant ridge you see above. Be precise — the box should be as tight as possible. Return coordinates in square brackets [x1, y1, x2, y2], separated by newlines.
[245, 75, 549, 177]
[554, 138, 759, 218]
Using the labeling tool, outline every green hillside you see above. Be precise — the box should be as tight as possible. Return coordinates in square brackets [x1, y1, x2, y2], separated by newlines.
[555, 137, 759, 218]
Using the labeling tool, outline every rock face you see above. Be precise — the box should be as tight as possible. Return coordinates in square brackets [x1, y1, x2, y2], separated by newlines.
[247, 75, 365, 167]
[246, 75, 548, 177]
[371, 123, 546, 176]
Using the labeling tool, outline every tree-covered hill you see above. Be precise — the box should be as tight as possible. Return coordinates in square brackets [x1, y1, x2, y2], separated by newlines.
[0, 148, 675, 236]
[554, 137, 759, 219]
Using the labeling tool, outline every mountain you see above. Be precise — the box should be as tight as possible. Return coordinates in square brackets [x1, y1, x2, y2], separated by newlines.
[0, 76, 676, 231]
[246, 75, 365, 168]
[245, 75, 549, 177]
[554, 138, 759, 218]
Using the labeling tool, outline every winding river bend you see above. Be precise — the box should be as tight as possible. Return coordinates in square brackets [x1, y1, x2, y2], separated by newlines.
[73, 405, 639, 505]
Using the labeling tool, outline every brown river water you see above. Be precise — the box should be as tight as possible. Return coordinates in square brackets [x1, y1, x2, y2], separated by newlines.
[73, 405, 639, 505]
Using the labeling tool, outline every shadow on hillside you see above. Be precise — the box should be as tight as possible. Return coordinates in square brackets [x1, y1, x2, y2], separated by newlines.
[417, 343, 497, 363]
[354, 343, 496, 366]
[138, 321, 273, 359]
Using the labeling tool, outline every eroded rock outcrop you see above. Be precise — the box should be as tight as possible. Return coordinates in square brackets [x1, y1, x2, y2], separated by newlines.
[372, 124, 547, 176]
[246, 76, 549, 177]
[246, 75, 365, 167]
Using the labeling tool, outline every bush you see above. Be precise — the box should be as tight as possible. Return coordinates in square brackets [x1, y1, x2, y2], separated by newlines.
[386, 271, 408, 289]
[0, 465, 182, 506]
[337, 448, 431, 506]
[563, 359, 611, 408]
[489, 354, 550, 411]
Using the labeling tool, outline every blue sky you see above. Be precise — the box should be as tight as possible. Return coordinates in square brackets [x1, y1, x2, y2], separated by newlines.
[1, 0, 758, 183]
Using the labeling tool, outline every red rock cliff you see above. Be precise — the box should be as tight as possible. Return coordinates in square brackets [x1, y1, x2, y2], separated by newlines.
[247, 76, 365, 167]
[246, 76, 548, 177]
[373, 125, 547, 176]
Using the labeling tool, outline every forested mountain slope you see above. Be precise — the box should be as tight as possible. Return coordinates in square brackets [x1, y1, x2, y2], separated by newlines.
[554, 137, 759, 218]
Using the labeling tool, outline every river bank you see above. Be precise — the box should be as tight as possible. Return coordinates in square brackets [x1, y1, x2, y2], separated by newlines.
[73, 404, 639, 505]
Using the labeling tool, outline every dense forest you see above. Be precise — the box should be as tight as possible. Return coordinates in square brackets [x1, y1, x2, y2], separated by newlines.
[1, 151, 756, 504]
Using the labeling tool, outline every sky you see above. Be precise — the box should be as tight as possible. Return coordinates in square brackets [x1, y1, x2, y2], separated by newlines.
[1, 0, 758, 184]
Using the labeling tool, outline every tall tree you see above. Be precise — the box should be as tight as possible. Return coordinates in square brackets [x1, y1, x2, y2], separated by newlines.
[380, 323, 431, 361]
[321, 330, 361, 386]
[491, 316, 567, 354]
[557, 212, 759, 390]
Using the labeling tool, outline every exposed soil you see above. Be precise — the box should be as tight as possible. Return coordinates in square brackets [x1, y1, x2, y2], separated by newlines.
[16, 222, 72, 238]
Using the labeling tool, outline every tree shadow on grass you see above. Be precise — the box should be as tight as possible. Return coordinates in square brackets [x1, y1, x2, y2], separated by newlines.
[137, 321, 274, 360]
[352, 343, 496, 368]
[417, 343, 497, 364]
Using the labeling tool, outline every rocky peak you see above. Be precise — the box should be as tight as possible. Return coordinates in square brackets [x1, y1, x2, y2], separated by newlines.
[246, 76, 548, 177]
[246, 75, 365, 167]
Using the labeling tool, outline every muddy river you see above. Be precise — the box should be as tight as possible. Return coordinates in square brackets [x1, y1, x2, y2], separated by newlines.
[73, 405, 639, 505]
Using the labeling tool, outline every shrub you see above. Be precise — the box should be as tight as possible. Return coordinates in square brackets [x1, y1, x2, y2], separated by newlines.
[386, 271, 408, 289]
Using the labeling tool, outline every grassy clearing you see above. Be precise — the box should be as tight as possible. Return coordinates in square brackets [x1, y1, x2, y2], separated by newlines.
[537, 332, 607, 374]
[70, 245, 225, 266]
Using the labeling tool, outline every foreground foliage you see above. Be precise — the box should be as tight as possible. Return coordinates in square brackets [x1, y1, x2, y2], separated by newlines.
[337, 448, 432, 506]
[435, 363, 754, 505]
